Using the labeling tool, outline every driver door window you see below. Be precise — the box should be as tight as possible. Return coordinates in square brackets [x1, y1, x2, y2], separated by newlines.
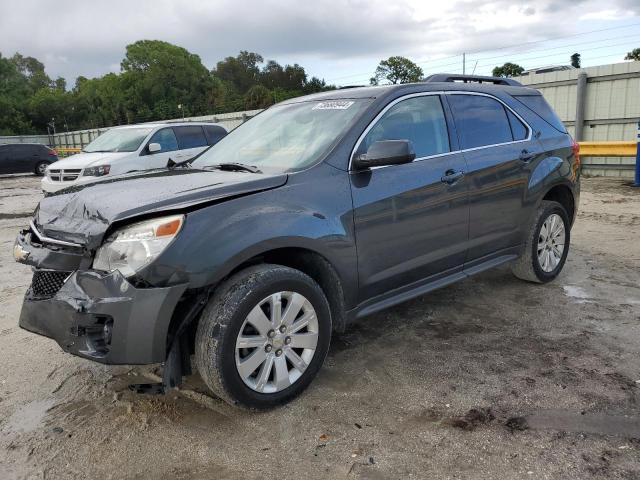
[148, 128, 178, 153]
[359, 96, 450, 159]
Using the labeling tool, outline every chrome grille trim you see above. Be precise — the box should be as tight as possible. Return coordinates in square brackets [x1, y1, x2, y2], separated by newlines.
[29, 220, 83, 248]
[48, 168, 82, 182]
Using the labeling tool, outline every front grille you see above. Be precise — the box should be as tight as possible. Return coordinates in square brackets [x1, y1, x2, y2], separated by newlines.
[48, 169, 82, 182]
[31, 270, 71, 298]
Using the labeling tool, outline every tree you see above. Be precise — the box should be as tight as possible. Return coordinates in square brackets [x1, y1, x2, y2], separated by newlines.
[625, 48, 640, 61]
[570, 53, 581, 68]
[370, 56, 423, 85]
[213, 51, 264, 93]
[120, 40, 215, 122]
[492, 62, 525, 78]
[244, 85, 273, 109]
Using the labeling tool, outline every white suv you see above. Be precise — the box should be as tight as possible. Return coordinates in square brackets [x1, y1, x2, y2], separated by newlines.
[42, 122, 227, 193]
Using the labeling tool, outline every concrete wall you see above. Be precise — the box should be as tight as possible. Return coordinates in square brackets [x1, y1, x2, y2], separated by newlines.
[517, 62, 640, 178]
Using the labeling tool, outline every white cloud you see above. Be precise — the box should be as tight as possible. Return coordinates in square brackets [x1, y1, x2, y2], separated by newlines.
[0, 0, 638, 83]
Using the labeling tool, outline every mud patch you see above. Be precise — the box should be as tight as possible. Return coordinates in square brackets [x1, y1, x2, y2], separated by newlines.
[446, 407, 495, 431]
[0, 212, 33, 220]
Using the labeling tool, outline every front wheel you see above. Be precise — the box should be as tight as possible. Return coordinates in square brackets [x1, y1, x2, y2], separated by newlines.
[195, 264, 332, 409]
[511, 200, 570, 283]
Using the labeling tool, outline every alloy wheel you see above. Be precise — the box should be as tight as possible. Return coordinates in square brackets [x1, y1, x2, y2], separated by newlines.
[235, 291, 319, 393]
[537, 213, 565, 273]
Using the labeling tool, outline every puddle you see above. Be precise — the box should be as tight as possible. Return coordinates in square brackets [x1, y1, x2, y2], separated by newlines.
[518, 410, 640, 438]
[2, 398, 56, 434]
[563, 285, 595, 304]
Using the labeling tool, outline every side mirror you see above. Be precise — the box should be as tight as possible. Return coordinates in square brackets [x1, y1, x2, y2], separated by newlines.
[352, 140, 415, 170]
[148, 142, 162, 153]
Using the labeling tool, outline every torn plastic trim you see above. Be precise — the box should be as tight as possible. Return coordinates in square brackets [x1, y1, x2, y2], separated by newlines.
[30, 219, 83, 248]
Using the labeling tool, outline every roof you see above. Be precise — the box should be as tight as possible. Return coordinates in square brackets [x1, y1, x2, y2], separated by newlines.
[280, 75, 540, 105]
[111, 121, 222, 130]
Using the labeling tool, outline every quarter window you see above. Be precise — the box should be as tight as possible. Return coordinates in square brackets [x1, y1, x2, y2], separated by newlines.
[203, 125, 227, 146]
[448, 95, 514, 149]
[174, 126, 208, 149]
[506, 109, 528, 141]
[359, 95, 450, 158]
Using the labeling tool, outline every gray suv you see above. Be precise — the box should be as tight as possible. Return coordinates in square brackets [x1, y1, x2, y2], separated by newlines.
[14, 74, 580, 409]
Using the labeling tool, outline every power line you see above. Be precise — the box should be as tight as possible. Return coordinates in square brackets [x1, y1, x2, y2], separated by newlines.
[474, 39, 640, 69]
[325, 22, 640, 83]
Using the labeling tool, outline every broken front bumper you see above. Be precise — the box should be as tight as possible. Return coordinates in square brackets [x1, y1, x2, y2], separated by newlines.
[15, 229, 187, 365]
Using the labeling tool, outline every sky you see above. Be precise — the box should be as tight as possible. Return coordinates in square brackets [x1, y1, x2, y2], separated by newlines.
[1, 0, 639, 86]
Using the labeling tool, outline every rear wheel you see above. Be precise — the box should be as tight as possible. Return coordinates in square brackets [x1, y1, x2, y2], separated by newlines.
[195, 264, 331, 409]
[35, 161, 48, 176]
[511, 200, 570, 283]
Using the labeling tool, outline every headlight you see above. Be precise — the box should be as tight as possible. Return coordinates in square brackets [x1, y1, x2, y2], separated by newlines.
[83, 165, 111, 176]
[93, 215, 184, 276]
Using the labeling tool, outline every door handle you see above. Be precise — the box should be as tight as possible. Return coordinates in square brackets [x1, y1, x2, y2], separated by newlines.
[441, 169, 464, 184]
[519, 149, 535, 162]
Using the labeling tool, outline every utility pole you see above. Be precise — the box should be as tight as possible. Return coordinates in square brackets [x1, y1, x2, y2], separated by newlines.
[462, 53, 466, 75]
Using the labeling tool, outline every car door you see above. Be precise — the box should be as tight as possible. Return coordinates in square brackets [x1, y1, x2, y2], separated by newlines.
[141, 127, 179, 169]
[0, 145, 10, 174]
[3, 145, 24, 173]
[173, 126, 209, 162]
[446, 92, 540, 266]
[350, 94, 469, 302]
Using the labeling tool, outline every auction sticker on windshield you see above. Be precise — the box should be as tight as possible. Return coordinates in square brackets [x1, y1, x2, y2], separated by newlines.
[312, 100, 355, 110]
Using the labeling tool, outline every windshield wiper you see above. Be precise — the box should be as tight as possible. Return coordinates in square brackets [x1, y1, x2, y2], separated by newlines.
[167, 158, 193, 170]
[205, 163, 262, 173]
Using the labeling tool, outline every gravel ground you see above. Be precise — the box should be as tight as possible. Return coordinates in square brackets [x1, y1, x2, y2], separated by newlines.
[0, 175, 639, 480]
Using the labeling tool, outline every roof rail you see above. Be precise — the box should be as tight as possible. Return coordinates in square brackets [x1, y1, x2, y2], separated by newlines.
[423, 74, 523, 87]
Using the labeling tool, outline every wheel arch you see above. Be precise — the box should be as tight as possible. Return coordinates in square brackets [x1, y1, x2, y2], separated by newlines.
[223, 247, 348, 333]
[541, 183, 576, 225]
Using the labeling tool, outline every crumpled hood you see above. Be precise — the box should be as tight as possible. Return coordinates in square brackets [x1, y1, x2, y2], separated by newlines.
[35, 168, 287, 248]
[47, 151, 131, 169]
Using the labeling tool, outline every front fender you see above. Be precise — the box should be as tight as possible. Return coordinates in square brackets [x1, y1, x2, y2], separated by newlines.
[141, 164, 358, 307]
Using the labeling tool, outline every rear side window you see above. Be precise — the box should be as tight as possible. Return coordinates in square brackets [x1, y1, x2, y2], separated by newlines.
[203, 125, 227, 145]
[513, 94, 567, 133]
[359, 95, 450, 158]
[174, 126, 207, 149]
[148, 128, 178, 152]
[448, 95, 513, 149]
[506, 110, 528, 141]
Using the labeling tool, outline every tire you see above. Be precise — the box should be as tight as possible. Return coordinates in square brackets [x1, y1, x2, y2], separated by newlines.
[35, 161, 48, 176]
[511, 200, 570, 283]
[195, 264, 332, 409]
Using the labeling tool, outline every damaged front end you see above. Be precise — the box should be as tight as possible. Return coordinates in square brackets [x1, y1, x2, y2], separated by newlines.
[15, 224, 187, 365]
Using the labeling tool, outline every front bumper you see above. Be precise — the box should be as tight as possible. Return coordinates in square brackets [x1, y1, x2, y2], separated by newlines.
[20, 270, 187, 364]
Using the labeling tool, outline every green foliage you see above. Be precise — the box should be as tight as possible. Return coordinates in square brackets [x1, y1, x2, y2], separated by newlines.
[492, 62, 525, 78]
[570, 53, 581, 68]
[0, 43, 336, 135]
[370, 56, 424, 85]
[625, 48, 640, 61]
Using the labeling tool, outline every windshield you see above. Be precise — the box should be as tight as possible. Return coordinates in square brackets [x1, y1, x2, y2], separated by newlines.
[83, 127, 153, 153]
[192, 99, 371, 173]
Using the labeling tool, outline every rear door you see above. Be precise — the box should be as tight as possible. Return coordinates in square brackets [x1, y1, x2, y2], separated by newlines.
[4, 145, 29, 173]
[446, 92, 540, 266]
[174, 126, 209, 162]
[350, 94, 469, 302]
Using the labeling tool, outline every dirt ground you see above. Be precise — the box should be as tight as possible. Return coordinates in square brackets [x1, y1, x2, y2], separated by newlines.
[0, 175, 639, 480]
